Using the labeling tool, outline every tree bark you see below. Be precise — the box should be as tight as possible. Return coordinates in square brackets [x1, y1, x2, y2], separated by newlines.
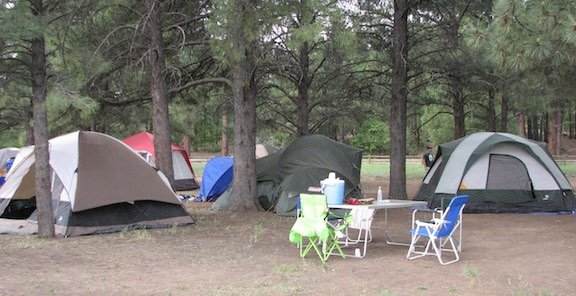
[569, 109, 574, 139]
[146, 0, 174, 186]
[527, 114, 533, 139]
[549, 110, 557, 155]
[228, 0, 258, 211]
[182, 134, 190, 155]
[548, 107, 562, 155]
[452, 80, 465, 138]
[389, 0, 409, 199]
[557, 108, 562, 154]
[573, 110, 576, 139]
[499, 91, 509, 132]
[296, 40, 311, 136]
[221, 113, 229, 156]
[30, 0, 54, 238]
[294, 1, 312, 136]
[518, 112, 526, 138]
[487, 87, 496, 132]
[25, 108, 35, 145]
[542, 113, 548, 143]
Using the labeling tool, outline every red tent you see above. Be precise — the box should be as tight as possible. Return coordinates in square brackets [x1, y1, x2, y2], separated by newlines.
[123, 132, 198, 190]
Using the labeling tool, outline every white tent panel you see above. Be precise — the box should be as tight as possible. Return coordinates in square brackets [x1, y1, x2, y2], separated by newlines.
[460, 143, 559, 190]
[172, 151, 193, 180]
[436, 132, 492, 194]
[0, 151, 35, 200]
[461, 154, 489, 189]
[504, 133, 571, 189]
[423, 156, 442, 184]
[48, 131, 80, 202]
[490, 144, 558, 190]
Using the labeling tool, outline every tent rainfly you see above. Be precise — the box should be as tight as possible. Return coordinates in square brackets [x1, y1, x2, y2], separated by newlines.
[198, 157, 234, 202]
[416, 132, 576, 213]
[123, 131, 199, 191]
[214, 135, 363, 215]
[0, 131, 194, 237]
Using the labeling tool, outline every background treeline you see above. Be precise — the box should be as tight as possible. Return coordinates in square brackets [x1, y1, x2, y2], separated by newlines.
[1, 0, 575, 155]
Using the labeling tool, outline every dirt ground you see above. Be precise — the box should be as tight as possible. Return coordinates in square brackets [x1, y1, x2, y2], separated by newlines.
[1, 178, 575, 296]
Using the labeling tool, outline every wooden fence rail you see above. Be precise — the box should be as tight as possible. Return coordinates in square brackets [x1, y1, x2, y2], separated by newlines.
[190, 155, 576, 164]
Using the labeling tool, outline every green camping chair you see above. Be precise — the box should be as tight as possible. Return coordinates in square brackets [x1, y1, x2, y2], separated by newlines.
[289, 194, 351, 262]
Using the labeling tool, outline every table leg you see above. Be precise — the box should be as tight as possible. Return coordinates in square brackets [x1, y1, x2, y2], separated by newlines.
[383, 208, 414, 247]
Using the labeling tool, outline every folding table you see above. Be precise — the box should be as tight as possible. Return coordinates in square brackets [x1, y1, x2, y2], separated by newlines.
[330, 199, 428, 258]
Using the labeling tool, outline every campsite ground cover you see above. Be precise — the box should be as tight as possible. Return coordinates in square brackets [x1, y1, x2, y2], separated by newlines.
[1, 176, 575, 295]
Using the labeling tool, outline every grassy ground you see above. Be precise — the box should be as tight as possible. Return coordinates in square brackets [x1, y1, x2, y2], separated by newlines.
[192, 162, 576, 181]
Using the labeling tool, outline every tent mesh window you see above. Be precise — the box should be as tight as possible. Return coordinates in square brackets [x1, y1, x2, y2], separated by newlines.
[486, 154, 531, 190]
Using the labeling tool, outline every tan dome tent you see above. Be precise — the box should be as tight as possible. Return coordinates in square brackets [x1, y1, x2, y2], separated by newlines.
[416, 132, 576, 213]
[0, 131, 194, 236]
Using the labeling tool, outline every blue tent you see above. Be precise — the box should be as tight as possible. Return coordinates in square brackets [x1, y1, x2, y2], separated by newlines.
[199, 157, 234, 202]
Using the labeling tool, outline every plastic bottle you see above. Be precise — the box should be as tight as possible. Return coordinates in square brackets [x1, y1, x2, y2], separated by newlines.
[377, 186, 383, 202]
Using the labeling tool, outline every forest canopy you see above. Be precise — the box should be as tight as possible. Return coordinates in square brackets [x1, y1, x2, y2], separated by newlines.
[1, 0, 575, 153]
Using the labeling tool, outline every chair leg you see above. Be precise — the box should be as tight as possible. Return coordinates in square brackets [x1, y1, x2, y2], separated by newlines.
[435, 237, 460, 265]
[325, 232, 347, 261]
[407, 233, 431, 260]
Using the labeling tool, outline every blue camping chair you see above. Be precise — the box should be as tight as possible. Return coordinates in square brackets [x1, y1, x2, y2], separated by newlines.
[407, 195, 469, 265]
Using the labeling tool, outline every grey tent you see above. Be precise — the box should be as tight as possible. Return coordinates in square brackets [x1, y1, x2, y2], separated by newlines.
[0, 131, 194, 236]
[416, 132, 576, 213]
[214, 135, 363, 215]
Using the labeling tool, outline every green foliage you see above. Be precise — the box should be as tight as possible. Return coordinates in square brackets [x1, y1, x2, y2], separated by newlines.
[349, 117, 389, 154]
[419, 106, 454, 146]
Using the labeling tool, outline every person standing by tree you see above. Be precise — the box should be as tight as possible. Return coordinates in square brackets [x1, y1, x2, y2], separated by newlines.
[422, 145, 434, 172]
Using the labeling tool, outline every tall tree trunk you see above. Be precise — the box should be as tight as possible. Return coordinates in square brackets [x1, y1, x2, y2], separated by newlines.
[548, 107, 562, 155]
[499, 91, 509, 132]
[389, 0, 409, 199]
[542, 113, 548, 143]
[557, 108, 562, 153]
[228, 0, 258, 211]
[487, 87, 496, 132]
[30, 0, 54, 238]
[518, 112, 526, 138]
[533, 114, 540, 141]
[295, 2, 311, 136]
[146, 0, 174, 186]
[182, 134, 190, 155]
[569, 109, 574, 139]
[527, 114, 533, 139]
[25, 108, 35, 145]
[549, 110, 557, 155]
[452, 81, 465, 138]
[573, 110, 576, 139]
[296, 41, 310, 136]
[221, 113, 229, 156]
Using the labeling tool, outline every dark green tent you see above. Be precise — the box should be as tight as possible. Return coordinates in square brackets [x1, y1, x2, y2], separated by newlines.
[416, 132, 576, 213]
[214, 135, 363, 215]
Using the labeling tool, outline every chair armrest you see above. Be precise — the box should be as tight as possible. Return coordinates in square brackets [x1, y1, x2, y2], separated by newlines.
[412, 206, 437, 228]
[415, 220, 435, 227]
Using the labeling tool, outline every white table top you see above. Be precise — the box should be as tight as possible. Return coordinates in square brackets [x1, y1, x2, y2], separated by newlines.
[329, 199, 427, 210]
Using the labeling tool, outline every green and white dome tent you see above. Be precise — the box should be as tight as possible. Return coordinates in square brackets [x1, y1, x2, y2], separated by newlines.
[416, 132, 576, 213]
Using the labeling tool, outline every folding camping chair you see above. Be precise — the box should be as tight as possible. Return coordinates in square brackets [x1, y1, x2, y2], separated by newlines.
[289, 194, 352, 262]
[411, 196, 464, 253]
[339, 207, 374, 258]
[407, 195, 469, 265]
